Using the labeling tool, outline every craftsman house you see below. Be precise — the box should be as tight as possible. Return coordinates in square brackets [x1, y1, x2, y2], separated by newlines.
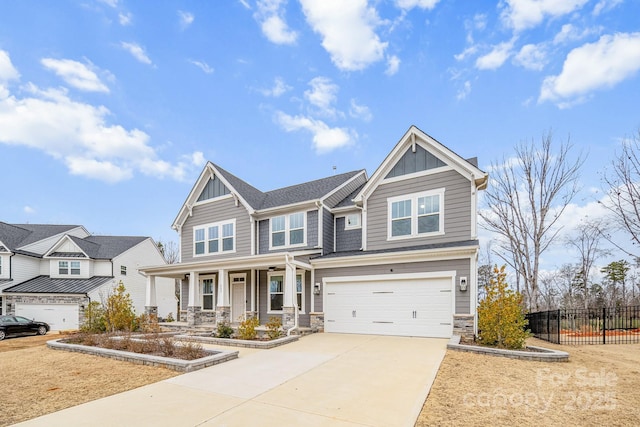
[140, 126, 488, 338]
[0, 223, 175, 330]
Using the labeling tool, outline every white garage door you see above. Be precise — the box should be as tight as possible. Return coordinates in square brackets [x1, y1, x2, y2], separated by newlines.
[16, 303, 79, 330]
[324, 276, 453, 338]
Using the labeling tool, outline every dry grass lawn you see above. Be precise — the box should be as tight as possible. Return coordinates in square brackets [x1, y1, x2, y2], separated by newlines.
[0, 334, 178, 427]
[417, 338, 640, 427]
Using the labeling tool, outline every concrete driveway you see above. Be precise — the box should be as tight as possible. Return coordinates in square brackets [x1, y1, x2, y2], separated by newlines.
[17, 333, 447, 427]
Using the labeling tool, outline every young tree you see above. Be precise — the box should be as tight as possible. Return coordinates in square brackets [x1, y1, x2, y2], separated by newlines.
[104, 282, 136, 332]
[601, 130, 640, 257]
[601, 260, 630, 306]
[157, 239, 181, 319]
[480, 132, 584, 311]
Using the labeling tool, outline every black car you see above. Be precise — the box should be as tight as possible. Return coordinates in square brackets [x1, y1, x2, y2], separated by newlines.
[0, 315, 50, 340]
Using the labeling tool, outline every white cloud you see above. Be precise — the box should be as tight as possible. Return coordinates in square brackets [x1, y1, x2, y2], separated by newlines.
[0, 50, 20, 83]
[259, 76, 291, 97]
[300, 0, 387, 71]
[456, 80, 471, 100]
[454, 45, 478, 62]
[0, 55, 200, 183]
[395, 0, 440, 10]
[539, 33, 640, 106]
[513, 43, 547, 71]
[349, 99, 372, 122]
[593, 0, 623, 16]
[238, 0, 251, 10]
[189, 59, 214, 74]
[178, 10, 194, 29]
[118, 12, 132, 26]
[120, 42, 153, 65]
[553, 23, 600, 45]
[385, 55, 400, 75]
[475, 40, 514, 70]
[304, 76, 339, 116]
[275, 111, 354, 153]
[255, 0, 298, 45]
[41, 58, 109, 93]
[98, 0, 118, 8]
[23, 206, 35, 215]
[500, 0, 589, 32]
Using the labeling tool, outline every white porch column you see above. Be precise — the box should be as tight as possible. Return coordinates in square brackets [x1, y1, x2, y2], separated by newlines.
[187, 271, 200, 326]
[144, 275, 158, 317]
[250, 269, 256, 313]
[216, 269, 231, 324]
[282, 254, 297, 330]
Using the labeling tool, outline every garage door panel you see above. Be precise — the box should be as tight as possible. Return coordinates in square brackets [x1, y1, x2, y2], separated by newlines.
[324, 277, 453, 338]
[16, 303, 79, 330]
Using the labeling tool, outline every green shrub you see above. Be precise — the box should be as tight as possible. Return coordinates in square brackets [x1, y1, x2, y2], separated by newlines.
[477, 265, 530, 349]
[215, 321, 234, 338]
[165, 312, 175, 322]
[104, 282, 137, 332]
[237, 316, 260, 340]
[265, 316, 283, 340]
[81, 301, 106, 333]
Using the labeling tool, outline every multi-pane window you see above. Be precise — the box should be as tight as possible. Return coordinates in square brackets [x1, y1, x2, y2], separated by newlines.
[388, 189, 444, 239]
[59, 260, 80, 275]
[345, 213, 361, 229]
[268, 272, 304, 312]
[270, 212, 306, 248]
[120, 265, 127, 276]
[202, 278, 215, 310]
[194, 220, 235, 256]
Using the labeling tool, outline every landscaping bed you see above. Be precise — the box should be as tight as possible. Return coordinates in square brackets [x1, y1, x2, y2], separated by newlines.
[177, 333, 298, 349]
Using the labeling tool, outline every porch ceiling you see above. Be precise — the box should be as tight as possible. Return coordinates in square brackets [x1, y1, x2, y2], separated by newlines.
[139, 252, 312, 278]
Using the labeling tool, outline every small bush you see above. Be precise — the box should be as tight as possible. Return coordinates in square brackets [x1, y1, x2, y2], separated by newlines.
[215, 321, 234, 338]
[137, 313, 161, 334]
[81, 301, 106, 333]
[477, 265, 530, 349]
[265, 316, 283, 340]
[237, 316, 260, 340]
[165, 312, 175, 322]
[104, 283, 137, 332]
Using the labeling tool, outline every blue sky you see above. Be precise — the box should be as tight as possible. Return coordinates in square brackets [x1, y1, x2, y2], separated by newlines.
[1, 0, 639, 269]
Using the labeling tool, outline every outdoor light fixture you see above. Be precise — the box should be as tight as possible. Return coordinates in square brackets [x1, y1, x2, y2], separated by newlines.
[314, 282, 321, 295]
[459, 277, 468, 292]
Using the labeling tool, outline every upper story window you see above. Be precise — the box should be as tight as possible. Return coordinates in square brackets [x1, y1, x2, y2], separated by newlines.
[345, 213, 361, 230]
[194, 220, 236, 256]
[120, 265, 127, 275]
[387, 189, 444, 240]
[270, 212, 306, 249]
[59, 261, 81, 275]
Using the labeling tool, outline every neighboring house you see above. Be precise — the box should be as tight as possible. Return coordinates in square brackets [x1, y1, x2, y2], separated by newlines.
[0, 223, 175, 330]
[140, 126, 488, 338]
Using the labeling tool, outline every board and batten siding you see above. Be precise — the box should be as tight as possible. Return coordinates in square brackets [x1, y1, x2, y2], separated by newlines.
[258, 269, 311, 327]
[322, 209, 334, 255]
[323, 173, 367, 208]
[366, 169, 472, 251]
[181, 197, 252, 263]
[335, 216, 362, 252]
[257, 210, 318, 254]
[314, 258, 471, 314]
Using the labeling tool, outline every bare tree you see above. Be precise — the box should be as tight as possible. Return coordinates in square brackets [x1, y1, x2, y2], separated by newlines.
[480, 132, 584, 311]
[565, 219, 611, 308]
[601, 130, 640, 257]
[157, 239, 181, 319]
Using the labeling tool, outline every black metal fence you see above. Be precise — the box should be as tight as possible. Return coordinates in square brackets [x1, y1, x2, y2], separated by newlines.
[526, 306, 640, 345]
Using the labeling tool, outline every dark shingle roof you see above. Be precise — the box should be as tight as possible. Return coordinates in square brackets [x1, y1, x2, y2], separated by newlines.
[334, 183, 366, 208]
[0, 223, 80, 249]
[312, 239, 480, 260]
[212, 163, 364, 210]
[4, 275, 113, 294]
[75, 235, 148, 259]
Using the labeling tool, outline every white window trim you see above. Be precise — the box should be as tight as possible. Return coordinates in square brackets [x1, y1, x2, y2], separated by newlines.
[382, 165, 452, 185]
[194, 193, 233, 207]
[201, 274, 217, 311]
[193, 219, 236, 257]
[267, 270, 305, 314]
[57, 260, 81, 276]
[269, 212, 307, 250]
[344, 213, 361, 230]
[387, 189, 445, 241]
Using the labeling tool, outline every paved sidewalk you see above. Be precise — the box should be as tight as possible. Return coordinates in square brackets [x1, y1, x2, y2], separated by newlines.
[16, 333, 447, 427]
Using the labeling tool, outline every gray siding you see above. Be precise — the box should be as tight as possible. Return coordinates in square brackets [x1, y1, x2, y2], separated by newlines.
[366, 169, 471, 251]
[258, 210, 318, 254]
[324, 173, 367, 208]
[335, 217, 362, 252]
[322, 208, 334, 255]
[314, 258, 471, 314]
[258, 269, 311, 327]
[181, 197, 252, 263]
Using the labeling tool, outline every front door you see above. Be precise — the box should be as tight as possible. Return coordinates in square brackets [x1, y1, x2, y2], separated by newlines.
[231, 274, 246, 323]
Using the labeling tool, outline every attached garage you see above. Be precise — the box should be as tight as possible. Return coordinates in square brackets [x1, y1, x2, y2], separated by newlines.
[16, 303, 79, 330]
[323, 273, 454, 338]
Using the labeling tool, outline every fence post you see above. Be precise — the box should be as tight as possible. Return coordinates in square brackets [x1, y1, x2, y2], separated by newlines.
[556, 309, 561, 344]
[547, 310, 550, 342]
[602, 306, 606, 345]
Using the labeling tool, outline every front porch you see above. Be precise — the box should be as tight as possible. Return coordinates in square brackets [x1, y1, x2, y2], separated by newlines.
[140, 252, 324, 333]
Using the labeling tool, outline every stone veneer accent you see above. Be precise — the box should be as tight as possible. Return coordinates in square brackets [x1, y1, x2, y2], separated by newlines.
[453, 314, 475, 340]
[145, 306, 158, 317]
[282, 307, 295, 330]
[310, 312, 324, 332]
[215, 306, 230, 325]
[187, 306, 201, 326]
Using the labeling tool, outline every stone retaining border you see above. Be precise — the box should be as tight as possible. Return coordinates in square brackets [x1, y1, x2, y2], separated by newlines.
[447, 335, 569, 362]
[47, 339, 239, 372]
[176, 334, 298, 349]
